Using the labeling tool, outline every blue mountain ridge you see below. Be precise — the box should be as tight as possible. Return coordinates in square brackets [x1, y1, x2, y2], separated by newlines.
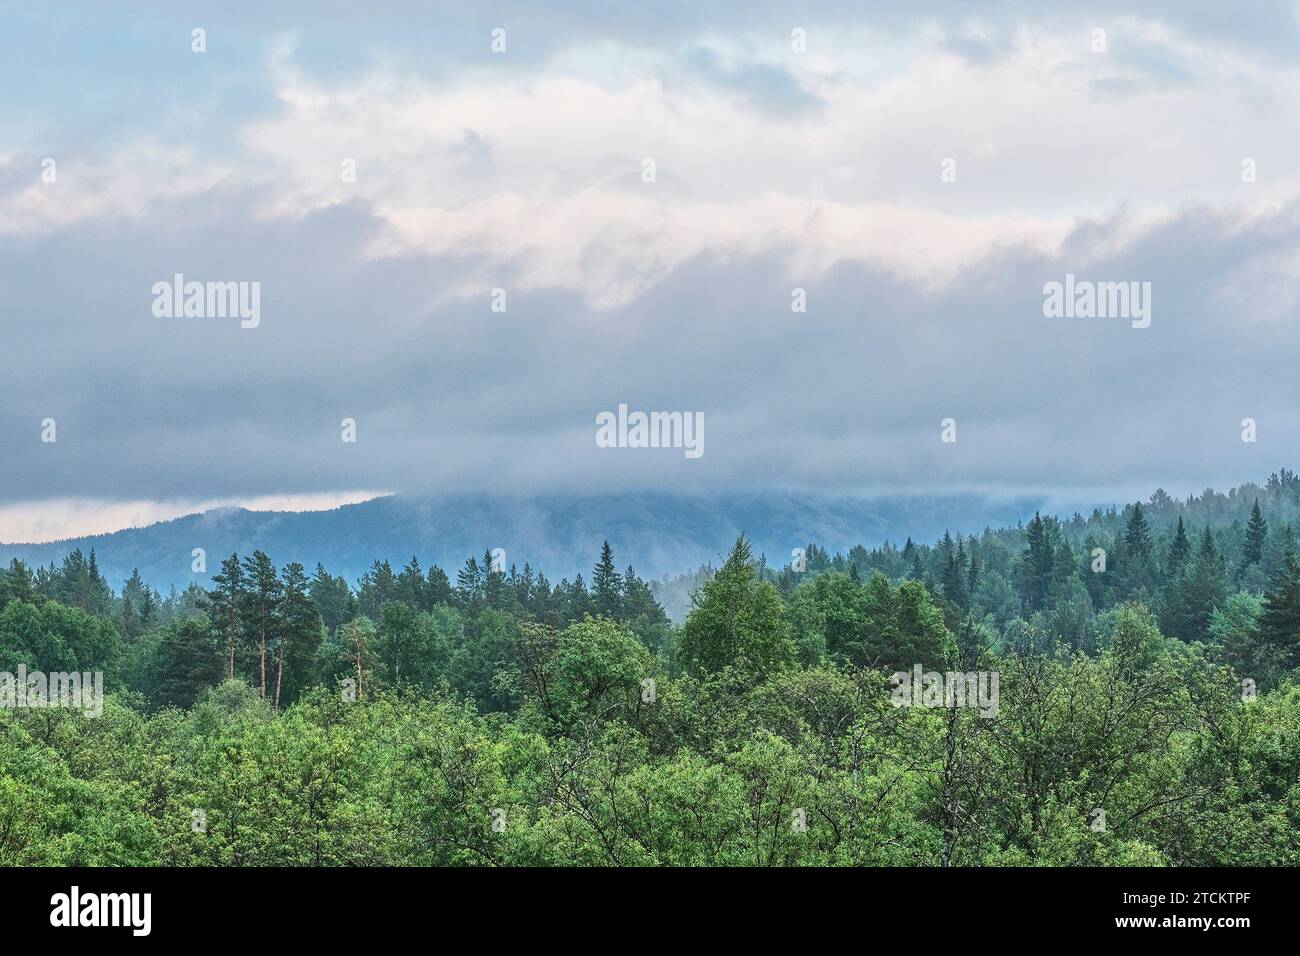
[0, 491, 1068, 593]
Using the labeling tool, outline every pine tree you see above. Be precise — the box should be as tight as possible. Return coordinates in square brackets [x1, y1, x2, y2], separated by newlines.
[120, 592, 137, 643]
[139, 587, 159, 632]
[483, 549, 505, 608]
[1021, 513, 1055, 612]
[154, 617, 223, 709]
[902, 538, 920, 579]
[308, 563, 353, 634]
[1243, 499, 1268, 570]
[1054, 535, 1076, 594]
[506, 563, 521, 608]
[1200, 526, 1219, 562]
[622, 565, 668, 624]
[806, 543, 832, 573]
[1081, 534, 1108, 607]
[0, 558, 36, 609]
[1159, 517, 1194, 639]
[1124, 503, 1153, 559]
[274, 562, 322, 709]
[55, 549, 113, 615]
[516, 562, 536, 609]
[1259, 549, 1300, 668]
[1121, 503, 1156, 596]
[1166, 516, 1191, 577]
[456, 556, 482, 607]
[358, 559, 397, 618]
[206, 553, 245, 680]
[85, 550, 114, 615]
[397, 556, 427, 610]
[940, 532, 968, 608]
[531, 571, 553, 620]
[425, 565, 453, 606]
[241, 550, 283, 698]
[120, 568, 149, 641]
[565, 573, 594, 622]
[340, 619, 372, 701]
[1169, 528, 1226, 642]
[592, 541, 624, 618]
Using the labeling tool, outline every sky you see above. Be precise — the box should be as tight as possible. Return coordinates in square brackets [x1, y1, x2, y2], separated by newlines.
[3, 1, 1300, 542]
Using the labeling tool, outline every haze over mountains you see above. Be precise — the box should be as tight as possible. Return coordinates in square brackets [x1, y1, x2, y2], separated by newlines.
[0, 491, 1060, 594]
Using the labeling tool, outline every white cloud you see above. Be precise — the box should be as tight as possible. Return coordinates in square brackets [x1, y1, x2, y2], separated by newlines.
[0, 491, 389, 544]
[8, 24, 1298, 309]
[0, 142, 235, 235]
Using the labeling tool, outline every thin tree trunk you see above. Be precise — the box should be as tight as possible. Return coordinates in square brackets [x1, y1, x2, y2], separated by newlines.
[355, 649, 364, 701]
[259, 626, 267, 698]
[941, 704, 959, 867]
[274, 641, 285, 710]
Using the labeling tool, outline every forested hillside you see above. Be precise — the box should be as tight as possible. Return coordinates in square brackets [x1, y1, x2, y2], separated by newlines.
[0, 491, 1047, 593]
[4, 473, 1300, 865]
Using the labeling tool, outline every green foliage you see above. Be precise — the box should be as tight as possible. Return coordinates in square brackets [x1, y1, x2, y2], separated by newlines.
[375, 603, 453, 690]
[677, 537, 796, 680]
[0, 598, 122, 676]
[511, 617, 654, 730]
[8, 483, 1300, 867]
[1209, 592, 1283, 689]
[153, 616, 224, 709]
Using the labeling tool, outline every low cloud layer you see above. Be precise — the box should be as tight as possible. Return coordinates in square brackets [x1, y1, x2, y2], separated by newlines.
[2, 3, 1299, 540]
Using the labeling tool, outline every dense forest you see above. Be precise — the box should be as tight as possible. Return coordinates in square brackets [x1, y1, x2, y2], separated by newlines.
[4, 473, 1300, 865]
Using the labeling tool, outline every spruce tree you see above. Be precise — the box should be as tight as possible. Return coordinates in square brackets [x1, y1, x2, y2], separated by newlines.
[455, 556, 481, 608]
[1021, 513, 1054, 612]
[274, 562, 322, 709]
[1121, 503, 1156, 596]
[1054, 535, 1076, 595]
[483, 549, 505, 608]
[1173, 528, 1226, 642]
[139, 587, 159, 632]
[1259, 550, 1300, 668]
[397, 556, 427, 610]
[1124, 503, 1153, 559]
[121, 568, 149, 641]
[592, 541, 623, 618]
[515, 563, 536, 609]
[530, 572, 553, 620]
[120, 592, 138, 643]
[85, 549, 114, 616]
[565, 573, 594, 621]
[941, 533, 968, 608]
[1242, 499, 1268, 570]
[425, 565, 453, 606]
[1166, 516, 1191, 577]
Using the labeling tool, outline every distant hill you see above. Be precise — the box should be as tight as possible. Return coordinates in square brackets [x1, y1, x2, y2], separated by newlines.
[0, 491, 1054, 593]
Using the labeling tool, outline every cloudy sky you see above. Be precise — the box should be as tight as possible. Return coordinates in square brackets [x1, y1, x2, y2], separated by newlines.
[3, 1, 1300, 541]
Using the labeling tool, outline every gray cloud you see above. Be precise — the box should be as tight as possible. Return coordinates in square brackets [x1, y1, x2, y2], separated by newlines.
[3, 183, 1299, 509]
[4, 1, 1300, 536]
